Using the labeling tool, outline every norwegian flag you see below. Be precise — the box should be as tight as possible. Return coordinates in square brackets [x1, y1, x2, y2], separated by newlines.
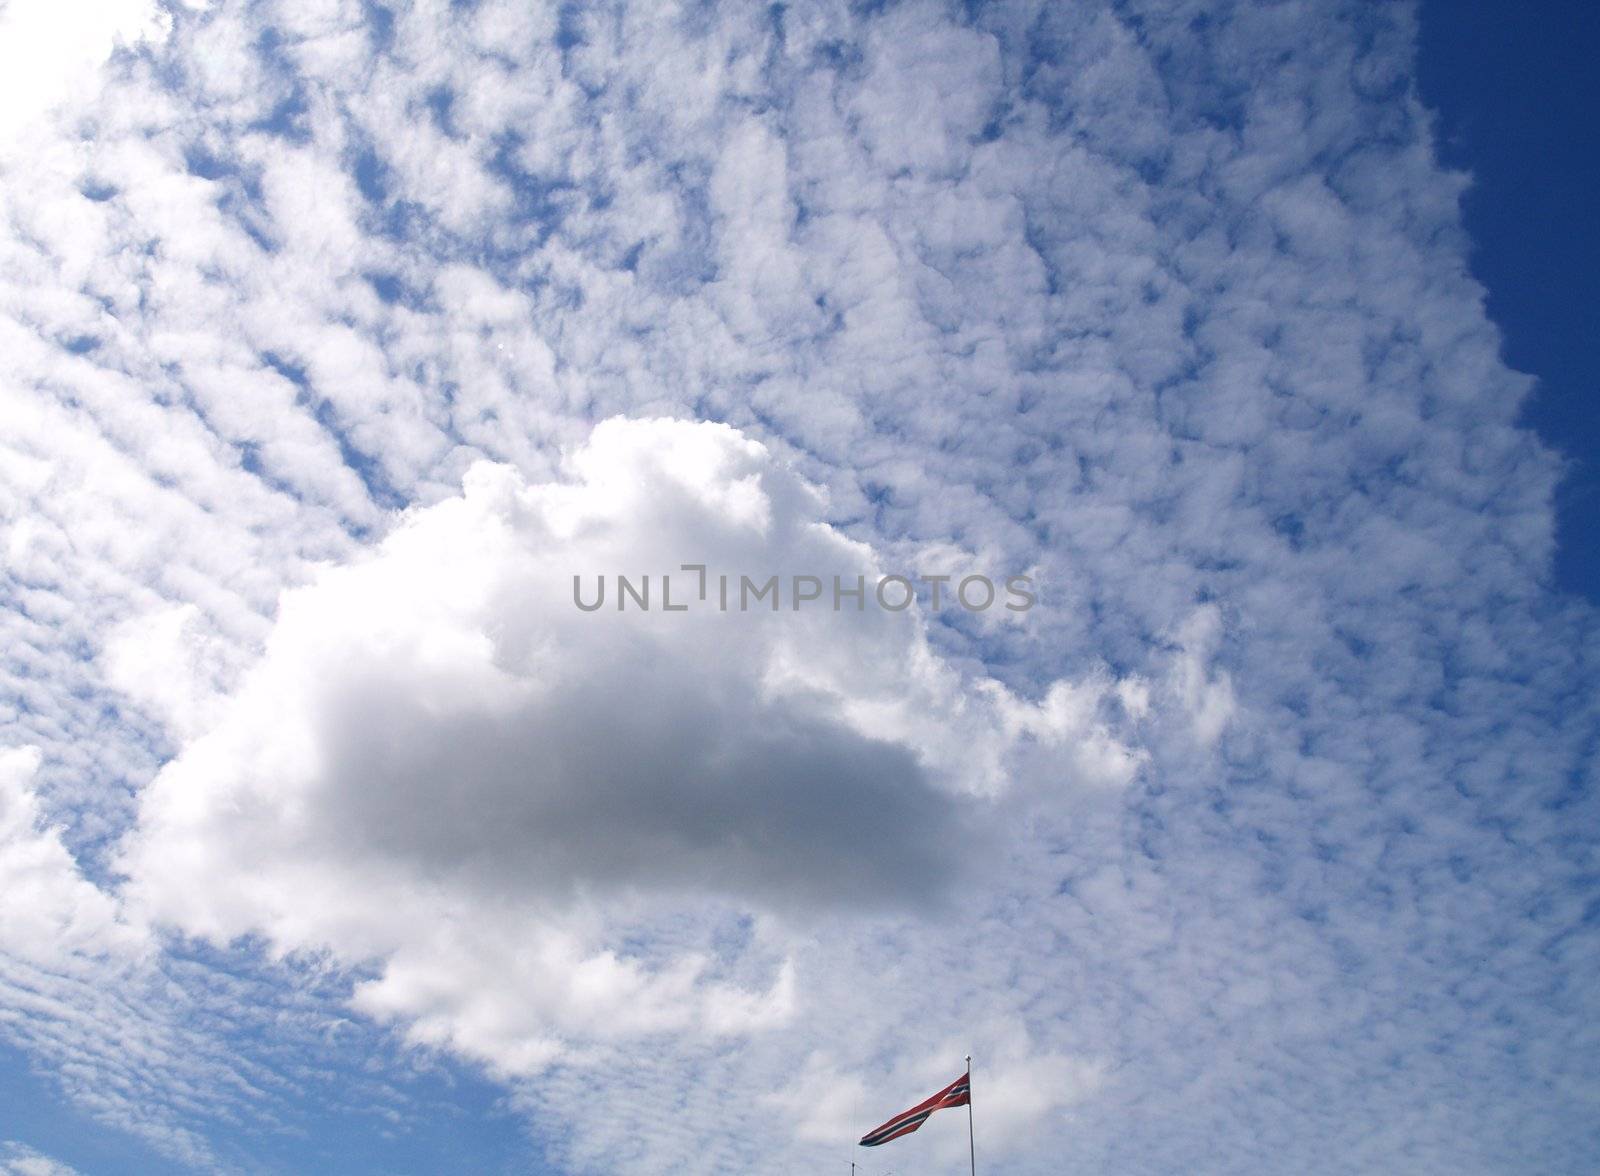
[858, 1070, 971, 1147]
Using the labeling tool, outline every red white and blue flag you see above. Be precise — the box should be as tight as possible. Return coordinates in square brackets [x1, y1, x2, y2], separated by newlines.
[858, 1070, 971, 1147]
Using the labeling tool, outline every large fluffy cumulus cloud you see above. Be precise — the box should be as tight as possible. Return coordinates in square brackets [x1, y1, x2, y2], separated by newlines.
[117, 416, 1144, 1073]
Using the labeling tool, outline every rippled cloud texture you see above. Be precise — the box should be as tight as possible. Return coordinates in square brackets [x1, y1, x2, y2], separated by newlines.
[1, 1, 1597, 1173]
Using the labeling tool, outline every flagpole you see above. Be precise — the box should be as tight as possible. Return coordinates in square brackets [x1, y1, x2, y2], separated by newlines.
[960, 1056, 972, 1176]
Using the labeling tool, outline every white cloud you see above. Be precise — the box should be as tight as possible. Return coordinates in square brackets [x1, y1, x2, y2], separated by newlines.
[0, 746, 144, 964]
[102, 604, 236, 742]
[0, 0, 170, 148]
[1163, 604, 1236, 747]
[0, 751, 220, 1168]
[0, 1141, 84, 1176]
[117, 416, 1143, 1078]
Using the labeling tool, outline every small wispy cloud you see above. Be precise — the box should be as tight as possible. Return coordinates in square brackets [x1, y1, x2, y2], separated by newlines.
[1, 1140, 85, 1176]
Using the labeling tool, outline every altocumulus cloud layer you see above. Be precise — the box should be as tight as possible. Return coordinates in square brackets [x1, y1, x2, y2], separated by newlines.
[0, 0, 1597, 1173]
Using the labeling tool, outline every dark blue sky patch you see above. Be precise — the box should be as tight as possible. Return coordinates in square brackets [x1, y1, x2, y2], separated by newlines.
[810, 35, 864, 79]
[485, 132, 577, 245]
[365, 271, 405, 304]
[376, 197, 429, 243]
[363, 0, 396, 55]
[1417, 1, 1600, 603]
[425, 85, 458, 136]
[180, 144, 278, 252]
[350, 143, 390, 203]
[253, 83, 312, 142]
[260, 349, 309, 389]
[249, 25, 313, 142]
[234, 439, 307, 505]
[258, 350, 403, 514]
[311, 400, 406, 514]
[182, 144, 232, 182]
[554, 0, 587, 52]
[235, 438, 265, 477]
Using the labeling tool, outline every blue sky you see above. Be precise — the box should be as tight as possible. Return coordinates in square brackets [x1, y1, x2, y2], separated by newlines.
[1417, 0, 1600, 602]
[0, 2, 1597, 1174]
